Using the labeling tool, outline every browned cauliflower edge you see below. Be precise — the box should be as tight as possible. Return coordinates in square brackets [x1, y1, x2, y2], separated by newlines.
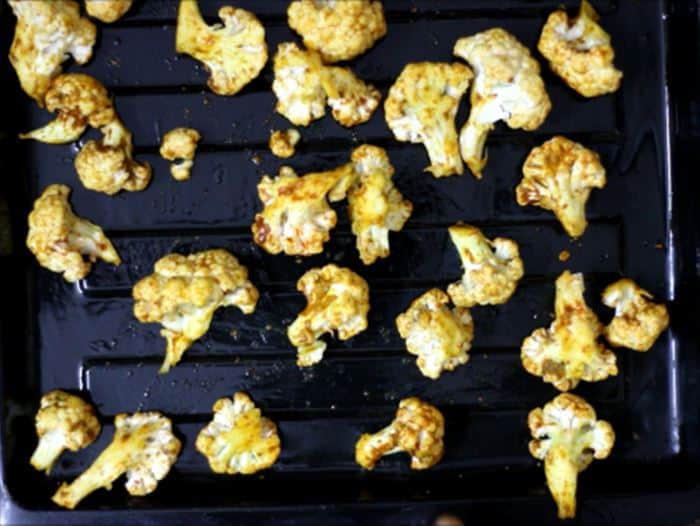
[269, 128, 301, 159]
[160, 127, 201, 181]
[85, 0, 134, 22]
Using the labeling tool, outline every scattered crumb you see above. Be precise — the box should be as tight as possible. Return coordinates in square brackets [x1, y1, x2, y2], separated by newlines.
[251, 154, 262, 166]
[229, 329, 238, 339]
[264, 324, 272, 331]
[655, 242, 665, 249]
[558, 249, 571, 262]
[269, 128, 301, 158]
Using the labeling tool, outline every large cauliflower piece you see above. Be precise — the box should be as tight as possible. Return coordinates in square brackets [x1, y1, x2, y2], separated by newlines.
[176, 0, 267, 96]
[52, 412, 182, 509]
[8, 0, 96, 104]
[27, 184, 121, 282]
[602, 278, 670, 351]
[287, 264, 370, 367]
[447, 224, 524, 307]
[395, 289, 473, 380]
[521, 271, 617, 391]
[355, 397, 444, 470]
[529, 393, 615, 519]
[517, 136, 606, 238]
[196, 392, 281, 475]
[287, 0, 386, 63]
[30, 390, 100, 474]
[385, 62, 473, 177]
[159, 127, 201, 181]
[454, 29, 551, 179]
[84, 0, 134, 22]
[322, 66, 382, 128]
[538, 0, 622, 98]
[132, 249, 259, 373]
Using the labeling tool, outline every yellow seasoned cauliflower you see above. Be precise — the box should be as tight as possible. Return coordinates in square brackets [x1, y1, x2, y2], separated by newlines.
[322, 66, 382, 128]
[196, 392, 281, 475]
[529, 393, 615, 519]
[602, 278, 670, 351]
[395, 289, 473, 380]
[8, 0, 96, 104]
[447, 224, 524, 307]
[30, 390, 100, 474]
[269, 128, 301, 159]
[132, 249, 259, 373]
[159, 127, 201, 181]
[454, 28, 551, 179]
[27, 184, 121, 282]
[52, 412, 181, 509]
[176, 0, 267, 96]
[84, 0, 134, 22]
[521, 271, 617, 391]
[538, 0, 622, 98]
[355, 397, 444, 470]
[385, 62, 473, 177]
[517, 136, 606, 238]
[287, 0, 386, 63]
[288, 264, 370, 366]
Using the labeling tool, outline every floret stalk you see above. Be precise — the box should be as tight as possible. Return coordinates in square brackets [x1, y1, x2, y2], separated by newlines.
[30, 430, 65, 473]
[544, 446, 578, 519]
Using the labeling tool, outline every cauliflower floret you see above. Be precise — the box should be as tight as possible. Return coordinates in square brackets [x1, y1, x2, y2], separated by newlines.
[602, 278, 670, 351]
[287, 264, 370, 366]
[516, 136, 606, 238]
[52, 412, 181, 509]
[287, 0, 386, 63]
[385, 62, 473, 178]
[446, 224, 524, 307]
[269, 128, 301, 159]
[176, 0, 267, 96]
[159, 127, 201, 181]
[538, 0, 622, 98]
[132, 249, 259, 373]
[528, 393, 615, 519]
[395, 289, 473, 380]
[8, 0, 96, 103]
[84, 0, 134, 22]
[521, 271, 617, 391]
[454, 28, 551, 179]
[30, 390, 100, 474]
[195, 392, 281, 475]
[322, 66, 382, 127]
[26, 184, 121, 282]
[355, 397, 444, 470]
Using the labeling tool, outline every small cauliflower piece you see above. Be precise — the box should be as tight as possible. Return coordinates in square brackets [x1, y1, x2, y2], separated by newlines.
[602, 278, 670, 351]
[132, 249, 259, 373]
[447, 224, 524, 307]
[521, 271, 617, 391]
[27, 184, 121, 282]
[322, 66, 382, 127]
[355, 397, 444, 470]
[529, 393, 615, 519]
[454, 28, 551, 179]
[287, 0, 386, 63]
[84, 0, 134, 22]
[52, 412, 181, 510]
[385, 62, 473, 177]
[160, 127, 201, 181]
[269, 128, 301, 159]
[30, 390, 100, 474]
[395, 289, 473, 380]
[538, 0, 622, 98]
[196, 392, 281, 475]
[8, 0, 96, 103]
[288, 264, 370, 366]
[176, 0, 267, 96]
[517, 136, 606, 238]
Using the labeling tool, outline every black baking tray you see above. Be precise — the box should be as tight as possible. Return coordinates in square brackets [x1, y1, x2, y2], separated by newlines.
[1, 1, 699, 525]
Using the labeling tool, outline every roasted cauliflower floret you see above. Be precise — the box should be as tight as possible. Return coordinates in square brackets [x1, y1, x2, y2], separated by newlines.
[159, 127, 201, 181]
[454, 28, 551, 179]
[322, 66, 382, 127]
[385, 62, 472, 177]
[85, 0, 134, 22]
[288, 264, 370, 366]
[132, 249, 259, 373]
[8, 0, 96, 103]
[538, 0, 622, 98]
[602, 278, 670, 351]
[447, 224, 524, 307]
[287, 0, 386, 63]
[196, 392, 281, 475]
[30, 390, 100, 474]
[176, 0, 267, 96]
[355, 397, 444, 470]
[395, 289, 473, 380]
[52, 412, 181, 510]
[529, 393, 615, 519]
[269, 129, 301, 159]
[517, 136, 606, 238]
[521, 271, 617, 391]
[27, 184, 121, 282]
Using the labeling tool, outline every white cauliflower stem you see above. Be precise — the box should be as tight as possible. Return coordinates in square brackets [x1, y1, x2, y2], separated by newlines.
[160, 127, 201, 181]
[84, 0, 134, 22]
